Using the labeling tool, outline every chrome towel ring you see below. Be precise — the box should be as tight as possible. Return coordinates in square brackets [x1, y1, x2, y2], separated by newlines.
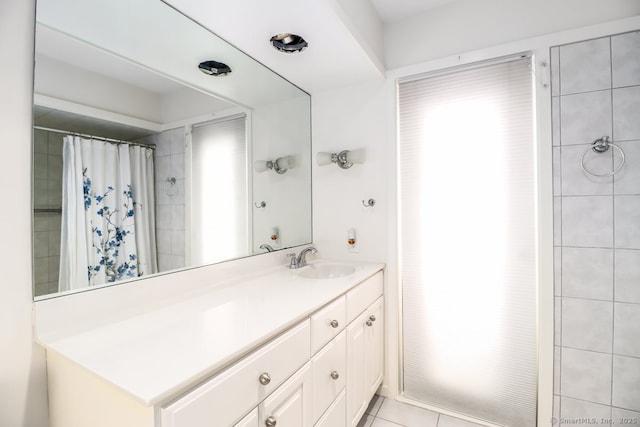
[580, 136, 625, 177]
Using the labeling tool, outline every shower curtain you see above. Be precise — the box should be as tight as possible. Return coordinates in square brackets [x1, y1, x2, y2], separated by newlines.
[58, 136, 157, 292]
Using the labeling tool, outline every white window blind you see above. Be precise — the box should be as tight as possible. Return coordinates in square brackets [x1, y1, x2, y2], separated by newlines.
[191, 115, 248, 265]
[398, 57, 537, 427]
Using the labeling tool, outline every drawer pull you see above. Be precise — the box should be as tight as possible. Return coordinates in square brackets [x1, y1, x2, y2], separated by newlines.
[259, 372, 272, 385]
[369, 315, 376, 322]
[330, 319, 339, 328]
[366, 320, 373, 327]
[331, 370, 340, 380]
[266, 416, 277, 426]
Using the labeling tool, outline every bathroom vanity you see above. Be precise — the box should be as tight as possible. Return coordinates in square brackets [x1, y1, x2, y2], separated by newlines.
[35, 258, 384, 427]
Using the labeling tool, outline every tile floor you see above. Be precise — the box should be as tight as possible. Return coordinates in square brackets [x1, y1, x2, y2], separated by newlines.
[357, 395, 486, 427]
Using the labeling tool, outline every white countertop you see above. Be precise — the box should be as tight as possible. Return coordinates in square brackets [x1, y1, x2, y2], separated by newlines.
[38, 259, 384, 406]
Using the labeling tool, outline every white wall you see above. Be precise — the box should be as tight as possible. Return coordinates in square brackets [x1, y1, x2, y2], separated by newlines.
[385, 0, 640, 69]
[312, 81, 389, 262]
[0, 1, 50, 426]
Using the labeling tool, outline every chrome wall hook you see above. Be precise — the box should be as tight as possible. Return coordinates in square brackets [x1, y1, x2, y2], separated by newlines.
[254, 201, 266, 208]
[362, 198, 376, 207]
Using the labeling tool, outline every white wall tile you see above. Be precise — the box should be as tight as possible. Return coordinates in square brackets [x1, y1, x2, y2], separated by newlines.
[171, 153, 185, 179]
[612, 407, 640, 427]
[614, 195, 640, 249]
[613, 86, 640, 141]
[33, 258, 48, 285]
[171, 205, 185, 230]
[562, 298, 613, 353]
[555, 296, 562, 346]
[33, 231, 48, 258]
[553, 147, 561, 195]
[554, 197, 562, 244]
[562, 196, 613, 247]
[561, 397, 612, 424]
[562, 247, 613, 300]
[156, 229, 171, 255]
[156, 205, 171, 230]
[33, 179, 48, 206]
[170, 129, 185, 155]
[33, 214, 48, 232]
[561, 347, 612, 405]
[554, 247, 562, 296]
[47, 180, 62, 207]
[612, 355, 640, 411]
[560, 37, 612, 95]
[48, 230, 60, 256]
[155, 155, 170, 181]
[33, 153, 47, 180]
[614, 249, 640, 303]
[561, 90, 612, 146]
[612, 31, 640, 88]
[613, 303, 640, 358]
[551, 47, 560, 97]
[48, 256, 59, 282]
[561, 144, 613, 195]
[47, 154, 62, 182]
[171, 230, 185, 256]
[613, 140, 640, 195]
[553, 97, 561, 146]
[554, 346, 561, 395]
[34, 129, 48, 154]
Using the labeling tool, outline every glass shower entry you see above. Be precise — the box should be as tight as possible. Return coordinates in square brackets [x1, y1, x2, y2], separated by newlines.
[398, 57, 538, 426]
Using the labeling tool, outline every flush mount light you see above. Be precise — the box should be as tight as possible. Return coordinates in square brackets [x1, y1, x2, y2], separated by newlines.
[254, 155, 295, 174]
[316, 149, 365, 169]
[270, 33, 308, 53]
[198, 60, 232, 76]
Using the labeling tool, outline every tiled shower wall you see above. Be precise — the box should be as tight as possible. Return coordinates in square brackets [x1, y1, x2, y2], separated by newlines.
[33, 129, 63, 297]
[552, 31, 640, 424]
[139, 127, 186, 272]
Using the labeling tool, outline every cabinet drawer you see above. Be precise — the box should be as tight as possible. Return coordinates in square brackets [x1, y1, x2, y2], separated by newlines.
[260, 361, 313, 427]
[314, 390, 346, 427]
[346, 272, 383, 323]
[312, 330, 346, 424]
[234, 408, 258, 427]
[161, 320, 310, 427]
[311, 296, 346, 354]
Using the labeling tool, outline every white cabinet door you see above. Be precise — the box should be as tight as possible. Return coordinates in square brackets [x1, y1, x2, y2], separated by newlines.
[346, 296, 384, 427]
[346, 310, 367, 427]
[235, 408, 259, 427]
[365, 297, 384, 396]
[260, 362, 313, 427]
[312, 330, 346, 423]
[314, 390, 346, 427]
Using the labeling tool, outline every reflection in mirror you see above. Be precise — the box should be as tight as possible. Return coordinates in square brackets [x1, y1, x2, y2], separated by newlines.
[32, 0, 312, 299]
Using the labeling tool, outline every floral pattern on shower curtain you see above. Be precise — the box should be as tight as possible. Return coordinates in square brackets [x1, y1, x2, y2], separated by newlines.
[58, 136, 158, 291]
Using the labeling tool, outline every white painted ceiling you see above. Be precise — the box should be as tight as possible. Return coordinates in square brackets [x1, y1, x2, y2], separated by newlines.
[370, 0, 459, 23]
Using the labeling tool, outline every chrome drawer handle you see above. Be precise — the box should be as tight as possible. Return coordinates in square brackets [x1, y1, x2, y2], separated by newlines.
[366, 320, 373, 327]
[369, 315, 376, 322]
[331, 371, 339, 380]
[266, 416, 277, 426]
[259, 372, 271, 385]
[330, 319, 339, 328]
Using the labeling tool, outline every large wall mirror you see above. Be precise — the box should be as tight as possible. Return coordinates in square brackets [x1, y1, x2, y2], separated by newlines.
[32, 0, 312, 299]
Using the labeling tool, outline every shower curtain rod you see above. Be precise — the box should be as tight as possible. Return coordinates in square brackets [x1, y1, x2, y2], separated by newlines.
[33, 126, 156, 150]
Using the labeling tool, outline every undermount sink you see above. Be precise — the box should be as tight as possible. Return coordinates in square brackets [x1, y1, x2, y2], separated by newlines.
[297, 263, 356, 279]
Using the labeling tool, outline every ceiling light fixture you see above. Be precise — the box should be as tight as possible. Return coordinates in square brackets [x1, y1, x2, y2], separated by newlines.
[270, 33, 308, 53]
[198, 60, 232, 76]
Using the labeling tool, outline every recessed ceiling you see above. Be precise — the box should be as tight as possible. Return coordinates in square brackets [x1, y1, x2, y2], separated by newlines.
[369, 0, 460, 23]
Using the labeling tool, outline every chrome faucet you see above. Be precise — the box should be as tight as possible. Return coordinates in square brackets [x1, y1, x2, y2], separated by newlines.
[287, 247, 317, 269]
[259, 244, 275, 252]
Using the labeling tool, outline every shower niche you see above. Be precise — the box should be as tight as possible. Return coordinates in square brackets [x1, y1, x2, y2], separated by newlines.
[32, 0, 312, 298]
